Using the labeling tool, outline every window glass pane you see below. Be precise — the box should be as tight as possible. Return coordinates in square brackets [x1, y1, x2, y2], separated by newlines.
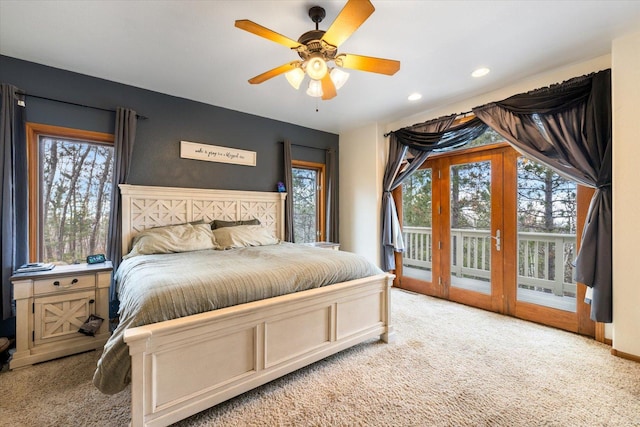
[401, 168, 433, 281]
[40, 137, 114, 263]
[441, 126, 504, 153]
[450, 161, 492, 294]
[292, 167, 318, 243]
[516, 157, 577, 312]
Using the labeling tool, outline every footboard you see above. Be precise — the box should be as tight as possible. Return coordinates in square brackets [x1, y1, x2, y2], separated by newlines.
[124, 273, 394, 427]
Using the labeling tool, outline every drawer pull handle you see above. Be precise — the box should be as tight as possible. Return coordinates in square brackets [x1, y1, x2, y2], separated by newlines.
[89, 299, 95, 304]
[53, 278, 79, 288]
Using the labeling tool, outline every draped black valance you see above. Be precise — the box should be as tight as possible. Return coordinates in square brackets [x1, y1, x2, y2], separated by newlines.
[491, 72, 596, 114]
[388, 116, 488, 152]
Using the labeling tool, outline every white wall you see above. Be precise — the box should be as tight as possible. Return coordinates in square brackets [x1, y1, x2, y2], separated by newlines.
[611, 30, 640, 357]
[339, 123, 386, 266]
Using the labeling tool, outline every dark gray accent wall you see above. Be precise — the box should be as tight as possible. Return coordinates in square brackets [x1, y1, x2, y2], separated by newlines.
[0, 55, 338, 192]
[0, 55, 338, 338]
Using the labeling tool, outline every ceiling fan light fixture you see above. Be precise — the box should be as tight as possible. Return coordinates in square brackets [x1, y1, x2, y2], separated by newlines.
[285, 67, 305, 89]
[306, 79, 324, 97]
[330, 68, 350, 90]
[305, 54, 328, 80]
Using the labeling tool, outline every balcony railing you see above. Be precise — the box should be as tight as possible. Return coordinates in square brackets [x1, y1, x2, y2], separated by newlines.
[402, 226, 577, 297]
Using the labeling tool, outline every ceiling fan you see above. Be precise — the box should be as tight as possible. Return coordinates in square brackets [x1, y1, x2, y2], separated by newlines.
[235, 0, 400, 100]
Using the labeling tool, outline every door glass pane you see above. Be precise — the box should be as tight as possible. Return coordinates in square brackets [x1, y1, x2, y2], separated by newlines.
[292, 167, 318, 243]
[450, 161, 492, 294]
[516, 158, 577, 312]
[401, 168, 432, 281]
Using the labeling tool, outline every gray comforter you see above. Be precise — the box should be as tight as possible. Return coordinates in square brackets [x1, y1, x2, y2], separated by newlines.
[93, 242, 382, 394]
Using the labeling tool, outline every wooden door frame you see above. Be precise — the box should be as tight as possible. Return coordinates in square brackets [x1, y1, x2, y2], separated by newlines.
[393, 143, 596, 337]
[512, 185, 596, 336]
[441, 148, 508, 313]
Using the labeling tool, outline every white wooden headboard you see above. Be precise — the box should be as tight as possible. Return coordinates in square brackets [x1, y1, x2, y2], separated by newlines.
[119, 184, 287, 255]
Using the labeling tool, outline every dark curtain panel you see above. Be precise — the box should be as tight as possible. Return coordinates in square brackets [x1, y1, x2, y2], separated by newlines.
[325, 148, 339, 243]
[0, 84, 28, 320]
[381, 115, 483, 270]
[107, 107, 137, 302]
[283, 140, 294, 242]
[473, 69, 612, 322]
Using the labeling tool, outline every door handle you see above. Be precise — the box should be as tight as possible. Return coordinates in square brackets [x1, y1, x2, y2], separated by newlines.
[488, 229, 501, 252]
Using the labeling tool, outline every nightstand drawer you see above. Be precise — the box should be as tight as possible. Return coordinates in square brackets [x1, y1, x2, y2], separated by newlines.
[33, 274, 95, 295]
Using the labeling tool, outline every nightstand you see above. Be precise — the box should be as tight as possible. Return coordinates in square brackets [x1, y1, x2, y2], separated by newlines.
[10, 262, 112, 369]
[302, 242, 340, 250]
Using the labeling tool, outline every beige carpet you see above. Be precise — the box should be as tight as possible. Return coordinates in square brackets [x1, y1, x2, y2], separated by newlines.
[2, 288, 639, 426]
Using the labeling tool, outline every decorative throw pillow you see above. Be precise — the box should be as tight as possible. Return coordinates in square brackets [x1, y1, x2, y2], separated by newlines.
[211, 218, 260, 230]
[124, 223, 216, 259]
[212, 224, 279, 250]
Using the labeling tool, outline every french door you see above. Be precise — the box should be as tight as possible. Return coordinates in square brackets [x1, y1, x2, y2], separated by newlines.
[396, 144, 595, 336]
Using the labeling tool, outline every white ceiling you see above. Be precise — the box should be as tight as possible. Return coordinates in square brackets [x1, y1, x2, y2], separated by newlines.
[1, 1, 639, 134]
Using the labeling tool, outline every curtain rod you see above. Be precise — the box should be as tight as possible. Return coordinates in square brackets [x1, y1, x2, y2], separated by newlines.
[281, 141, 331, 152]
[18, 92, 148, 120]
[384, 110, 475, 137]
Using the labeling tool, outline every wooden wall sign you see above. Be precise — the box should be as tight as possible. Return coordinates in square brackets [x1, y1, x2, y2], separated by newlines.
[180, 141, 256, 166]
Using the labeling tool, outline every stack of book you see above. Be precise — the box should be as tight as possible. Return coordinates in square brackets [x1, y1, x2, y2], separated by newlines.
[15, 262, 55, 273]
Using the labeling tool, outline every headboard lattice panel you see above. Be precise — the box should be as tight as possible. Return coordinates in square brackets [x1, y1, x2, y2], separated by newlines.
[120, 185, 286, 255]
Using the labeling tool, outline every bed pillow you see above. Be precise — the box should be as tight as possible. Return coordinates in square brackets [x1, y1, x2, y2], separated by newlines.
[211, 218, 260, 230]
[124, 223, 217, 259]
[212, 224, 279, 250]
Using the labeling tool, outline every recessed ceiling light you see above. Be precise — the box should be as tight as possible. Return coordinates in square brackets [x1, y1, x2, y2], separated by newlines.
[471, 67, 490, 78]
[408, 93, 422, 101]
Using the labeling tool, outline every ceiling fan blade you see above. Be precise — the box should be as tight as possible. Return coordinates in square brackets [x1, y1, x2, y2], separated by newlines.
[248, 62, 300, 84]
[337, 53, 400, 75]
[322, 0, 375, 48]
[235, 20, 300, 49]
[321, 74, 337, 100]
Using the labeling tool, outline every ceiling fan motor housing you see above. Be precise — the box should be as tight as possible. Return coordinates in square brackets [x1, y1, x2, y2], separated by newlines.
[296, 6, 337, 62]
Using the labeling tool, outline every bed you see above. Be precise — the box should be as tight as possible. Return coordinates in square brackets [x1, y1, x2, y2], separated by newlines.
[94, 184, 394, 427]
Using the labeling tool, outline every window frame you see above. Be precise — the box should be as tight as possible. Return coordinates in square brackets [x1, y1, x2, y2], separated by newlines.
[26, 123, 114, 262]
[291, 160, 326, 243]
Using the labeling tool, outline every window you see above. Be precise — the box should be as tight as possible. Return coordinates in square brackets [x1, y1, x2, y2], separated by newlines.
[291, 160, 325, 243]
[27, 123, 114, 264]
